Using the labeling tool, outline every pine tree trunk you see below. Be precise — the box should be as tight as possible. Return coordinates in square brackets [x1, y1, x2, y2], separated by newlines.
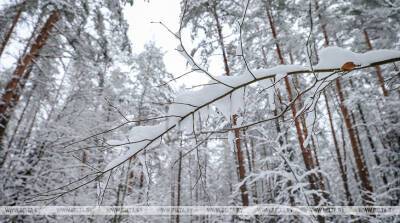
[335, 80, 374, 205]
[314, 0, 330, 47]
[357, 103, 388, 185]
[16, 102, 38, 151]
[311, 136, 326, 192]
[315, 0, 374, 205]
[266, 6, 323, 208]
[232, 115, 250, 206]
[324, 91, 353, 205]
[176, 151, 183, 223]
[244, 135, 258, 205]
[0, 80, 35, 168]
[211, 1, 230, 76]
[127, 170, 135, 194]
[210, 1, 249, 206]
[284, 76, 322, 202]
[294, 74, 328, 195]
[273, 100, 296, 206]
[347, 80, 389, 185]
[249, 139, 259, 204]
[137, 170, 144, 203]
[0, 1, 25, 59]
[363, 29, 388, 96]
[313, 44, 352, 205]
[0, 10, 60, 146]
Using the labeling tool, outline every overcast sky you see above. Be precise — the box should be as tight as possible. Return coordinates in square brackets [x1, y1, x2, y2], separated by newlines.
[123, 0, 219, 89]
[123, 0, 205, 88]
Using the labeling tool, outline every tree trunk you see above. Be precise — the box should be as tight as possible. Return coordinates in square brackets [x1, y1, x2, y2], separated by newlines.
[335, 80, 374, 205]
[324, 91, 353, 205]
[0, 80, 35, 168]
[314, 0, 330, 47]
[315, 0, 374, 205]
[0, 1, 25, 59]
[0, 10, 60, 146]
[244, 134, 258, 204]
[313, 43, 352, 205]
[232, 115, 250, 206]
[294, 73, 327, 195]
[210, 1, 249, 206]
[249, 139, 259, 204]
[357, 103, 388, 185]
[211, 1, 230, 76]
[347, 80, 389, 186]
[176, 151, 183, 223]
[363, 29, 388, 96]
[266, 6, 323, 208]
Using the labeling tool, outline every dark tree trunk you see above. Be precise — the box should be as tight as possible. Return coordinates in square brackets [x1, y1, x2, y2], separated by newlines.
[266, 6, 323, 210]
[336, 80, 374, 205]
[210, 1, 249, 206]
[315, 0, 374, 205]
[324, 91, 353, 205]
[0, 10, 60, 146]
[176, 151, 183, 223]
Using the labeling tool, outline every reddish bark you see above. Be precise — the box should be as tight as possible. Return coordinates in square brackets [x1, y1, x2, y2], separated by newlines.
[335, 80, 374, 205]
[0, 10, 60, 144]
[232, 114, 250, 206]
[324, 92, 353, 205]
[266, 6, 322, 206]
[211, 1, 230, 76]
[314, 0, 329, 47]
[315, 0, 374, 205]
[363, 30, 388, 96]
[210, 1, 249, 206]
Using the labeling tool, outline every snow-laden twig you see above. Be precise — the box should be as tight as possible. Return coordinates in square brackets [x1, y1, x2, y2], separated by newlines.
[49, 47, 400, 203]
[98, 47, 400, 172]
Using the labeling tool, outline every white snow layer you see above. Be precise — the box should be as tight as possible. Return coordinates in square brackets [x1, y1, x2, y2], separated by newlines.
[315, 46, 400, 69]
[103, 123, 171, 171]
[104, 47, 400, 172]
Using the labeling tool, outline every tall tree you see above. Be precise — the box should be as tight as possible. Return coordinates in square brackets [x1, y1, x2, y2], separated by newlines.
[314, 0, 374, 205]
[0, 9, 60, 146]
[0, 1, 26, 59]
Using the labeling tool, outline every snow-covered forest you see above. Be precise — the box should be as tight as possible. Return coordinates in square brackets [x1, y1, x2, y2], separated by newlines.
[0, 0, 399, 222]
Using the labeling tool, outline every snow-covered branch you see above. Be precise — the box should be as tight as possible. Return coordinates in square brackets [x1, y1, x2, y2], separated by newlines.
[102, 46, 400, 172]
